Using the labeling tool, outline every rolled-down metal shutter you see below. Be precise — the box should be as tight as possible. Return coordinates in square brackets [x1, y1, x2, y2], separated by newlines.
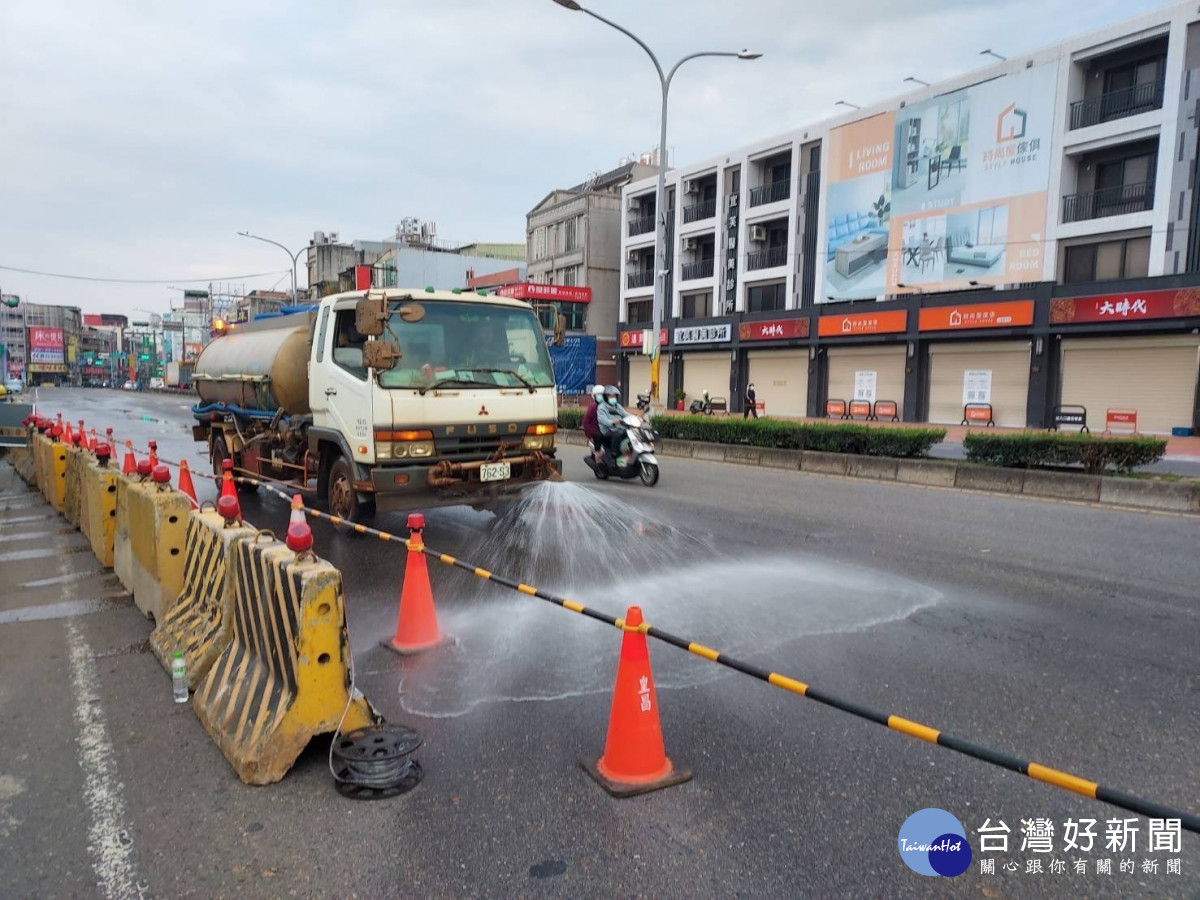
[627, 357, 651, 398]
[1060, 336, 1200, 435]
[748, 350, 809, 417]
[826, 345, 907, 417]
[928, 341, 1030, 427]
[682, 352, 733, 406]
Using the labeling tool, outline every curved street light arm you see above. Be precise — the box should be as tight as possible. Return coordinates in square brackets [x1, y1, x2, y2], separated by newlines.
[578, 7, 665, 87]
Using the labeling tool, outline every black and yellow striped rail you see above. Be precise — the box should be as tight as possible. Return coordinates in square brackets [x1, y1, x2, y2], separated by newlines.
[135, 454, 1200, 835]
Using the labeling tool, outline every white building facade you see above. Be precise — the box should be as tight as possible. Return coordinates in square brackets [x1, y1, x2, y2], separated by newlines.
[618, 1, 1200, 434]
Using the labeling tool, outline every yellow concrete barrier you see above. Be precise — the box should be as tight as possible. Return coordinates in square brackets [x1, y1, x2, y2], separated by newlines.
[150, 509, 255, 689]
[63, 444, 91, 527]
[81, 458, 119, 567]
[33, 432, 52, 496]
[47, 439, 68, 511]
[114, 473, 135, 590]
[116, 479, 190, 622]
[193, 534, 373, 785]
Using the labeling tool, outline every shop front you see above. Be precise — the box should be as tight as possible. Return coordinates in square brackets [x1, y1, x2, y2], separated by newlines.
[673, 323, 734, 408]
[739, 317, 811, 417]
[618, 327, 668, 401]
[1051, 289, 1200, 434]
[818, 311, 908, 417]
[918, 301, 1035, 428]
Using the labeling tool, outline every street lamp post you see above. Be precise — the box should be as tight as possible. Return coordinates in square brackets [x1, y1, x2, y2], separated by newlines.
[552, 0, 760, 408]
[236, 231, 306, 302]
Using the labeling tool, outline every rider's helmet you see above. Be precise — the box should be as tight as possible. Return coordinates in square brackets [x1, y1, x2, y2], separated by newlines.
[603, 385, 621, 404]
[591, 384, 605, 402]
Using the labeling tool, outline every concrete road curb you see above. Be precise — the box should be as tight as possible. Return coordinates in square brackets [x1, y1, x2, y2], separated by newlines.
[558, 429, 1199, 515]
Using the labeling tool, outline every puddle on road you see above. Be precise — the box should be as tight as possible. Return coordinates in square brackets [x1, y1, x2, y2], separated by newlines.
[393, 482, 942, 718]
[0, 594, 133, 624]
[0, 542, 92, 563]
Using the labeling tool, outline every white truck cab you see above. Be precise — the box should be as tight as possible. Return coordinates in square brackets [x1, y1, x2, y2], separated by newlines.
[307, 288, 562, 520]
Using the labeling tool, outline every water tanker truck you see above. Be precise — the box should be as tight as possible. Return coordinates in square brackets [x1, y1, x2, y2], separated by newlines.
[191, 287, 563, 525]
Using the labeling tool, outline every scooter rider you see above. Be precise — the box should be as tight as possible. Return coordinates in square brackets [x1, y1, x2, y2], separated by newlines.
[583, 384, 604, 458]
[597, 385, 630, 462]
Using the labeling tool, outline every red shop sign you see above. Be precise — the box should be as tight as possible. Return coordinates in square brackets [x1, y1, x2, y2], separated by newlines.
[1049, 288, 1200, 324]
[619, 328, 669, 349]
[498, 282, 593, 303]
[738, 317, 810, 342]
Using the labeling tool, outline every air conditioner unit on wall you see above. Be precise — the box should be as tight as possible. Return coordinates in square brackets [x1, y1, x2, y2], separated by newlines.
[627, 249, 639, 263]
[683, 237, 698, 251]
[684, 181, 700, 195]
[749, 225, 768, 242]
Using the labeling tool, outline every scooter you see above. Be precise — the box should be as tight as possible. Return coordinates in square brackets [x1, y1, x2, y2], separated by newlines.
[689, 392, 714, 416]
[635, 392, 651, 412]
[583, 414, 660, 486]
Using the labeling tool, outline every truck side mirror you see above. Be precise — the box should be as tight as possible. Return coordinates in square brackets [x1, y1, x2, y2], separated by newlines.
[552, 311, 566, 347]
[355, 295, 388, 337]
[363, 340, 398, 370]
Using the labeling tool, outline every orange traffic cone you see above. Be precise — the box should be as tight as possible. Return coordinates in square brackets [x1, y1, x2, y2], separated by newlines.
[122, 441, 137, 476]
[177, 459, 198, 506]
[148, 440, 158, 467]
[77, 420, 85, 446]
[63, 419, 73, 444]
[216, 459, 241, 523]
[89, 429, 98, 452]
[384, 513, 443, 654]
[285, 494, 313, 555]
[582, 605, 691, 797]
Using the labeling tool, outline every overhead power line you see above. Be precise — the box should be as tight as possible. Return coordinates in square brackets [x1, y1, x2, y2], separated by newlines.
[0, 263, 290, 285]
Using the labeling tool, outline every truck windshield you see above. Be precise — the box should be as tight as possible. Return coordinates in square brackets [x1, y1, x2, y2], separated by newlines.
[377, 301, 556, 390]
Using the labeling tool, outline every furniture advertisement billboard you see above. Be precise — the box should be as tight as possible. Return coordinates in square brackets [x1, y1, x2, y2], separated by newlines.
[820, 62, 1057, 302]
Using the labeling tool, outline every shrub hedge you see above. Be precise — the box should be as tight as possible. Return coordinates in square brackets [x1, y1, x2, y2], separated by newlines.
[556, 408, 944, 457]
[963, 432, 1167, 475]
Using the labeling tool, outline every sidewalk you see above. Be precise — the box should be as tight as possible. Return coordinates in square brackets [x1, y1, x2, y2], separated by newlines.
[650, 408, 1200, 471]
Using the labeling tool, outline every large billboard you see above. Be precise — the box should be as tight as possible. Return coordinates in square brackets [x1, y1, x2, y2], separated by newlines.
[820, 63, 1057, 302]
[28, 327, 64, 365]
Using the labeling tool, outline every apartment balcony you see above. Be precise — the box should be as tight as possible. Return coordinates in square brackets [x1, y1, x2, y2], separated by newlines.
[1069, 80, 1165, 130]
[681, 259, 715, 281]
[746, 246, 788, 270]
[628, 215, 655, 237]
[1062, 181, 1154, 223]
[748, 180, 790, 207]
[682, 198, 717, 224]
[626, 270, 655, 289]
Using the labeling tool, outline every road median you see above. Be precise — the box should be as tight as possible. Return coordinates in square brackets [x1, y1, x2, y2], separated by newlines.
[558, 429, 1199, 514]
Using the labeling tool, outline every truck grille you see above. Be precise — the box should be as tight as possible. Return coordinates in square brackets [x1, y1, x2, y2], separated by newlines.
[435, 434, 519, 462]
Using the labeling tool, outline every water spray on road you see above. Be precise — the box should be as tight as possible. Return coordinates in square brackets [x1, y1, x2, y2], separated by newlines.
[392, 481, 943, 718]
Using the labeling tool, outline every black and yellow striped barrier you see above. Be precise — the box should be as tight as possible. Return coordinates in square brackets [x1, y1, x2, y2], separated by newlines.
[143, 454, 1200, 834]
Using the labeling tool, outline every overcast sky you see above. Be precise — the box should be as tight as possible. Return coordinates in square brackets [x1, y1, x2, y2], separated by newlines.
[0, 0, 1171, 316]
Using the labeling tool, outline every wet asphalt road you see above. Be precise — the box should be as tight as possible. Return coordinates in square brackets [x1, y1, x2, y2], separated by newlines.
[1, 387, 1198, 899]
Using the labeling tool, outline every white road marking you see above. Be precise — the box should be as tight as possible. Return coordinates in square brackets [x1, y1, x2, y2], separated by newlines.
[66, 618, 141, 899]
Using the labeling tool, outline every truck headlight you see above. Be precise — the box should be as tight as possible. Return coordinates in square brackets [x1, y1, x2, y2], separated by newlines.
[408, 441, 435, 458]
[524, 423, 556, 451]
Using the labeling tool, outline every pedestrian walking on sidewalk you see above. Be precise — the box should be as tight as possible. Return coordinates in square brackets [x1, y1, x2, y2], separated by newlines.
[744, 383, 758, 419]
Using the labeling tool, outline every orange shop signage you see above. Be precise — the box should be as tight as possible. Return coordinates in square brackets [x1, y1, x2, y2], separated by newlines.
[817, 310, 907, 337]
[918, 300, 1034, 332]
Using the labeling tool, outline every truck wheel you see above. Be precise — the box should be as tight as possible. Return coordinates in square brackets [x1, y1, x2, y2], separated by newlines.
[211, 435, 258, 494]
[327, 457, 374, 534]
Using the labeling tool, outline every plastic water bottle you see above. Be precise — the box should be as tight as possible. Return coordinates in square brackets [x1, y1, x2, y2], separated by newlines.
[172, 652, 188, 704]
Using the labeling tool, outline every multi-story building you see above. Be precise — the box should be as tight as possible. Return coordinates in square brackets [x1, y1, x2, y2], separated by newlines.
[24, 301, 82, 386]
[1, 295, 27, 383]
[522, 161, 660, 390]
[619, 0, 1200, 434]
[307, 225, 526, 298]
